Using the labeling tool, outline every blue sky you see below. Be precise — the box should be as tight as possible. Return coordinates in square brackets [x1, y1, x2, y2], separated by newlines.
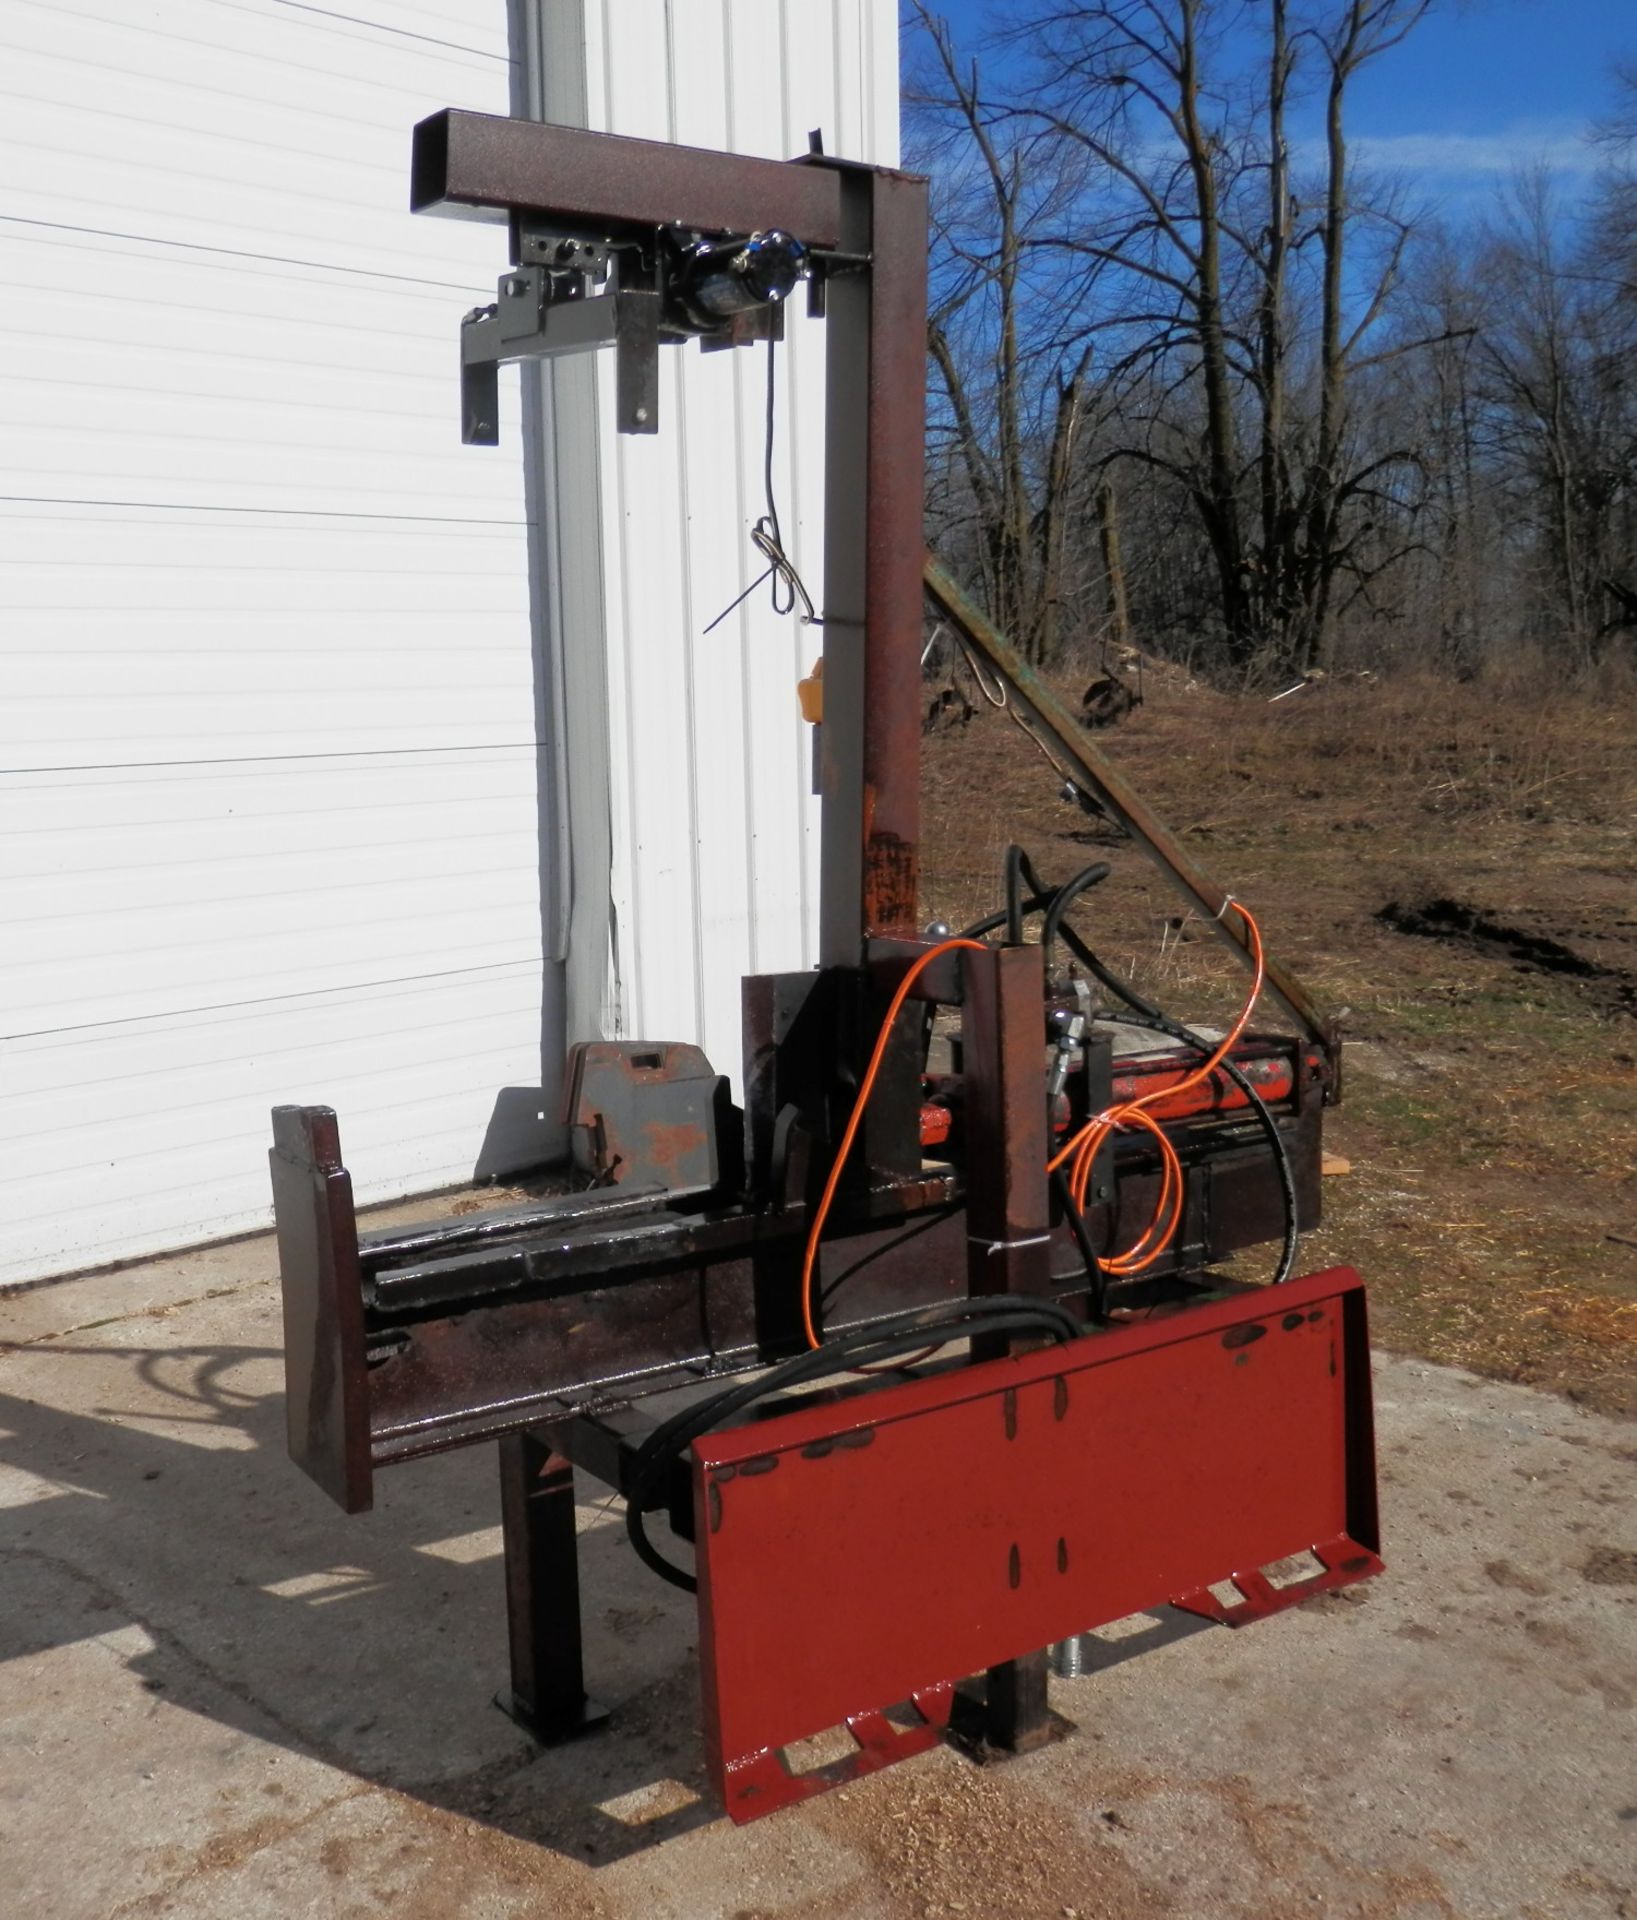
[909, 1, 1634, 218]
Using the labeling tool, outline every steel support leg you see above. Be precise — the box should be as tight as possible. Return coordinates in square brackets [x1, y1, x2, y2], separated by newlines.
[960, 944, 1065, 1756]
[982, 1648, 1056, 1755]
[495, 1430, 609, 1741]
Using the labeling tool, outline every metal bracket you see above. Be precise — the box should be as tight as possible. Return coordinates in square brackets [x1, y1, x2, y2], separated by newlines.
[460, 266, 661, 443]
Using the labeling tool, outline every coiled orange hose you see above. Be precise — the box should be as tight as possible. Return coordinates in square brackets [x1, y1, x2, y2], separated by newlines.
[801, 903, 1265, 1343]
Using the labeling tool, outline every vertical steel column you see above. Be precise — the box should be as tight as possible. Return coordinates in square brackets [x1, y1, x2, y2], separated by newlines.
[496, 1431, 607, 1740]
[962, 945, 1053, 1315]
[961, 943, 1059, 1753]
[819, 166, 928, 963]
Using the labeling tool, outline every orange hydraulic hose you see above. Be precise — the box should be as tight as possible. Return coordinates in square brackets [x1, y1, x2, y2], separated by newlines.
[800, 904, 1267, 1345]
[800, 939, 989, 1350]
[1049, 900, 1265, 1274]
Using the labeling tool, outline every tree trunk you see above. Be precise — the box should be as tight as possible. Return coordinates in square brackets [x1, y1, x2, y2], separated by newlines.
[1177, 0, 1249, 657]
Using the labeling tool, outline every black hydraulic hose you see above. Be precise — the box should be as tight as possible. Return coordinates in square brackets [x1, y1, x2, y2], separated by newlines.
[1015, 845, 1053, 903]
[1055, 920, 1166, 1021]
[1041, 862, 1112, 971]
[963, 856, 1112, 953]
[958, 889, 1051, 943]
[1050, 1164, 1109, 1321]
[624, 1296, 1083, 1591]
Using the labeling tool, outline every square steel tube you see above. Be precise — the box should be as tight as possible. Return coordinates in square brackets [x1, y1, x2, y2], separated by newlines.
[411, 108, 844, 246]
[692, 1267, 1380, 1821]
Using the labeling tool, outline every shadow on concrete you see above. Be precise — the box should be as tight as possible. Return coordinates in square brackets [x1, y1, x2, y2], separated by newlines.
[0, 1335, 1231, 1870]
[0, 1339, 716, 1867]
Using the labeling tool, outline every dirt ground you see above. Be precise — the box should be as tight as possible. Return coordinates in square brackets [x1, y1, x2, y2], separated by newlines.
[920, 662, 1637, 1418]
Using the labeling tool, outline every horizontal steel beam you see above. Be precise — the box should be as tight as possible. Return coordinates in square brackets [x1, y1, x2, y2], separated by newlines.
[411, 109, 845, 247]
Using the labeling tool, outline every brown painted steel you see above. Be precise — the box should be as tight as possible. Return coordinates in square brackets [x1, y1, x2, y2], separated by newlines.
[268, 1106, 372, 1513]
[958, 943, 1056, 1750]
[818, 166, 927, 959]
[497, 1433, 606, 1739]
[960, 946, 1053, 1311]
[411, 109, 844, 246]
[271, 1079, 1319, 1497]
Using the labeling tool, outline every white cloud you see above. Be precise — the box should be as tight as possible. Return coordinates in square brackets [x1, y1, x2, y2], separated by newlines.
[1348, 123, 1597, 179]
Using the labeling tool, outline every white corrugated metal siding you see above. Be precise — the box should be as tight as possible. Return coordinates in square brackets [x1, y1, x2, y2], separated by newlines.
[0, 0, 901, 1285]
[562, 0, 901, 1076]
[0, 0, 557, 1282]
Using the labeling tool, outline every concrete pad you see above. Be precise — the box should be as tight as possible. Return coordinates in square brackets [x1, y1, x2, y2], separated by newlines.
[2, 1234, 1633, 1919]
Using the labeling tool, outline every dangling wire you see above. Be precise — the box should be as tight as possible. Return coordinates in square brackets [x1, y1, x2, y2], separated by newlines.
[758, 329, 796, 617]
[703, 333, 820, 634]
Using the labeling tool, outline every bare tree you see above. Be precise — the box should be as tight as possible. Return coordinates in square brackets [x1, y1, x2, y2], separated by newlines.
[1478, 170, 1637, 660]
[912, 0, 1446, 677]
[909, 2, 1093, 664]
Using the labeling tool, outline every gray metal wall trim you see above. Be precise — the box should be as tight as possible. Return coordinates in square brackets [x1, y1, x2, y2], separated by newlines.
[509, 0, 619, 1066]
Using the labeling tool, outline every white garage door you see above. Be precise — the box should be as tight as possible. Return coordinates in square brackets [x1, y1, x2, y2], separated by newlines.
[0, 0, 559, 1282]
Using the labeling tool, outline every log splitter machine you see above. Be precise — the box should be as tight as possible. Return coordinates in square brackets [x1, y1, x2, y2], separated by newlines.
[268, 110, 1382, 1824]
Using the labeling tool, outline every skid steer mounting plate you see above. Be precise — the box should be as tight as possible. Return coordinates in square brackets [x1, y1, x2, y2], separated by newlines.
[693, 1266, 1380, 1821]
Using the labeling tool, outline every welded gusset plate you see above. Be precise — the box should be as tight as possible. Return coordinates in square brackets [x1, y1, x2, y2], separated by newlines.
[692, 1267, 1379, 1823]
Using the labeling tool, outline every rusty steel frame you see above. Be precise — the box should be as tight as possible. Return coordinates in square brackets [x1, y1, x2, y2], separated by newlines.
[263, 109, 1382, 1821]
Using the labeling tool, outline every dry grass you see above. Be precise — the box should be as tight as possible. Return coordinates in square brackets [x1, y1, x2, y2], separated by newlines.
[921, 662, 1637, 1416]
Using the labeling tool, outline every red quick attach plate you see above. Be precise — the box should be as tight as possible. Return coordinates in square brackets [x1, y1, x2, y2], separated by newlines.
[692, 1265, 1380, 1822]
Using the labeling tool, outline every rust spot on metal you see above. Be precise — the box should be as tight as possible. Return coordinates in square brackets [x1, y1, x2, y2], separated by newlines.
[1308, 1309, 1326, 1323]
[863, 831, 917, 938]
[1003, 1388, 1018, 1439]
[801, 1439, 836, 1460]
[642, 1118, 707, 1175]
[1008, 1544, 1021, 1590]
[1057, 1537, 1069, 1574]
[835, 1428, 875, 1450]
[739, 1454, 780, 1477]
[1282, 1311, 1305, 1332]
[709, 1480, 723, 1533]
[1221, 1322, 1267, 1351]
[1053, 1376, 1069, 1420]
[712, 1464, 737, 1482]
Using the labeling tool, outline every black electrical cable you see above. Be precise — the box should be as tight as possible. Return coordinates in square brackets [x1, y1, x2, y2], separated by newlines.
[702, 335, 817, 633]
[624, 1296, 1083, 1591]
[759, 331, 794, 617]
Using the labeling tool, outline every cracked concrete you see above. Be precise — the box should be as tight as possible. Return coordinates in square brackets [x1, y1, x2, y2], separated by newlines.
[1, 1218, 1633, 1919]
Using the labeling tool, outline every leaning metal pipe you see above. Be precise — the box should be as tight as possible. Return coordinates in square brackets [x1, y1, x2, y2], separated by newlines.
[923, 560, 1339, 1093]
